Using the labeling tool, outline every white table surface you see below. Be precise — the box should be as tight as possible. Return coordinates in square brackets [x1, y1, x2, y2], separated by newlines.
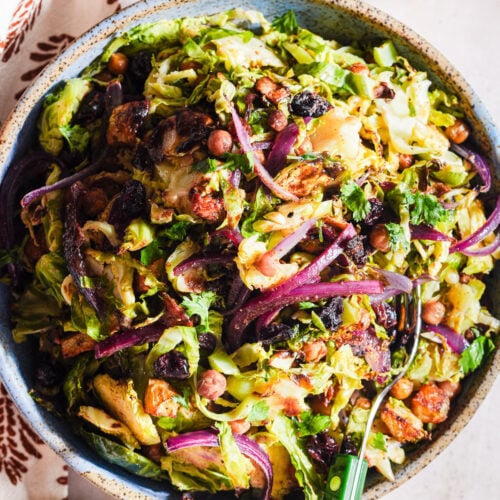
[69, 0, 500, 498]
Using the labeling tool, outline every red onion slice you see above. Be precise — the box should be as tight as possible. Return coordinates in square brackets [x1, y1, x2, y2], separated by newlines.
[450, 143, 491, 193]
[266, 122, 299, 176]
[376, 268, 413, 294]
[173, 252, 236, 276]
[209, 228, 243, 246]
[166, 429, 273, 500]
[95, 323, 165, 359]
[410, 224, 454, 242]
[450, 195, 500, 253]
[424, 323, 469, 354]
[227, 279, 383, 350]
[230, 106, 298, 202]
[459, 232, 500, 256]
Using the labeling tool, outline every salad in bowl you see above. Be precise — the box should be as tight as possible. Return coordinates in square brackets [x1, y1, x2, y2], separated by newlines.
[0, 7, 498, 500]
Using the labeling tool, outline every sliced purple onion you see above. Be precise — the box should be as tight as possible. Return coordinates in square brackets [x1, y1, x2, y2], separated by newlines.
[230, 106, 298, 202]
[376, 268, 413, 294]
[424, 323, 469, 354]
[227, 279, 383, 350]
[266, 122, 299, 176]
[166, 429, 273, 500]
[225, 273, 251, 314]
[450, 194, 500, 253]
[254, 308, 280, 331]
[230, 168, 241, 188]
[450, 143, 491, 193]
[459, 232, 500, 256]
[268, 223, 357, 296]
[0, 151, 63, 249]
[410, 224, 453, 242]
[95, 323, 165, 358]
[252, 140, 273, 151]
[173, 252, 236, 276]
[21, 159, 104, 208]
[256, 218, 317, 277]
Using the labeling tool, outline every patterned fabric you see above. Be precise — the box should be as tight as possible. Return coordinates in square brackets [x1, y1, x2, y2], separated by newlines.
[0, 0, 139, 497]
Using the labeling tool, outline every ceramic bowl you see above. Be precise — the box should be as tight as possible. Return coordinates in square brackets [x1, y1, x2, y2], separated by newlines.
[0, 0, 498, 498]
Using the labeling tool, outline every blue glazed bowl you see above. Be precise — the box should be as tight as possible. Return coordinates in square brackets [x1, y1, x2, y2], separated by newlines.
[0, 1, 498, 498]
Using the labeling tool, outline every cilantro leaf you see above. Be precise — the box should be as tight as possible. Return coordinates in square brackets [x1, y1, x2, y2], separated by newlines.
[340, 180, 370, 222]
[371, 432, 387, 452]
[385, 222, 409, 251]
[247, 401, 270, 422]
[295, 411, 331, 437]
[180, 291, 218, 333]
[271, 10, 298, 35]
[459, 335, 495, 375]
[410, 192, 452, 226]
[172, 386, 191, 409]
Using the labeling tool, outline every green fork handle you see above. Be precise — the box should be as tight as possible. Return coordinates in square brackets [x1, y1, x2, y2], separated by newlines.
[324, 454, 368, 500]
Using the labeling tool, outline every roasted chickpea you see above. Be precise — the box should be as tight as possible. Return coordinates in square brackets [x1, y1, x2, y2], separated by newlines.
[445, 118, 470, 144]
[422, 300, 446, 325]
[302, 340, 327, 362]
[207, 129, 233, 157]
[411, 383, 450, 424]
[348, 62, 370, 76]
[369, 224, 390, 252]
[229, 419, 252, 434]
[390, 377, 414, 400]
[398, 153, 415, 170]
[267, 109, 288, 132]
[355, 396, 371, 410]
[197, 370, 226, 400]
[438, 380, 461, 399]
[108, 52, 129, 75]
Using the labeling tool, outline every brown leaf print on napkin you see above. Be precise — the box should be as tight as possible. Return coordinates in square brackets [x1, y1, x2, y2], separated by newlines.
[0, 383, 45, 485]
[2, 0, 43, 62]
[15, 33, 75, 99]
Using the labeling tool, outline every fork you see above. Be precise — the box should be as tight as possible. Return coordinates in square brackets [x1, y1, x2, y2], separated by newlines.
[324, 285, 422, 500]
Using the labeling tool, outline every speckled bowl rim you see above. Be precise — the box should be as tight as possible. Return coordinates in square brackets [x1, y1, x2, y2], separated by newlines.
[0, 0, 498, 499]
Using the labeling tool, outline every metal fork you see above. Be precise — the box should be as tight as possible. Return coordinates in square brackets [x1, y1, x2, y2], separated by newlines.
[324, 285, 422, 500]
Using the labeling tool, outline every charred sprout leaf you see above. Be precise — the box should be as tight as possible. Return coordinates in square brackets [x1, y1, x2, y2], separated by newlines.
[459, 335, 495, 375]
[38, 78, 92, 155]
[180, 291, 218, 333]
[63, 352, 98, 411]
[295, 411, 331, 437]
[269, 415, 323, 499]
[59, 124, 91, 153]
[385, 222, 410, 251]
[63, 182, 104, 316]
[340, 180, 370, 222]
[158, 220, 192, 242]
[34, 252, 67, 306]
[79, 428, 166, 480]
[271, 10, 298, 35]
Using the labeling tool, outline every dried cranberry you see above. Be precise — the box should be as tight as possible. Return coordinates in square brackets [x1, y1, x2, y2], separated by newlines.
[344, 235, 368, 267]
[372, 301, 398, 331]
[340, 434, 358, 456]
[306, 431, 339, 468]
[198, 332, 217, 355]
[290, 91, 331, 118]
[318, 296, 343, 332]
[363, 198, 384, 226]
[124, 51, 152, 95]
[257, 322, 295, 345]
[74, 89, 105, 125]
[108, 180, 147, 236]
[154, 350, 190, 379]
[33, 354, 63, 395]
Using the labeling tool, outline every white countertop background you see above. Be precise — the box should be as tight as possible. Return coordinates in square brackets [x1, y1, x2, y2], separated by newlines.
[68, 0, 500, 498]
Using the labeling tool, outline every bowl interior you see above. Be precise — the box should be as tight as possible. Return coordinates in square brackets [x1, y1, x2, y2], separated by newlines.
[0, 1, 498, 498]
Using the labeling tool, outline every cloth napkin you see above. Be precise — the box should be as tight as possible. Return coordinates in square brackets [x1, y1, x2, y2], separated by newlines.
[0, 0, 139, 498]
